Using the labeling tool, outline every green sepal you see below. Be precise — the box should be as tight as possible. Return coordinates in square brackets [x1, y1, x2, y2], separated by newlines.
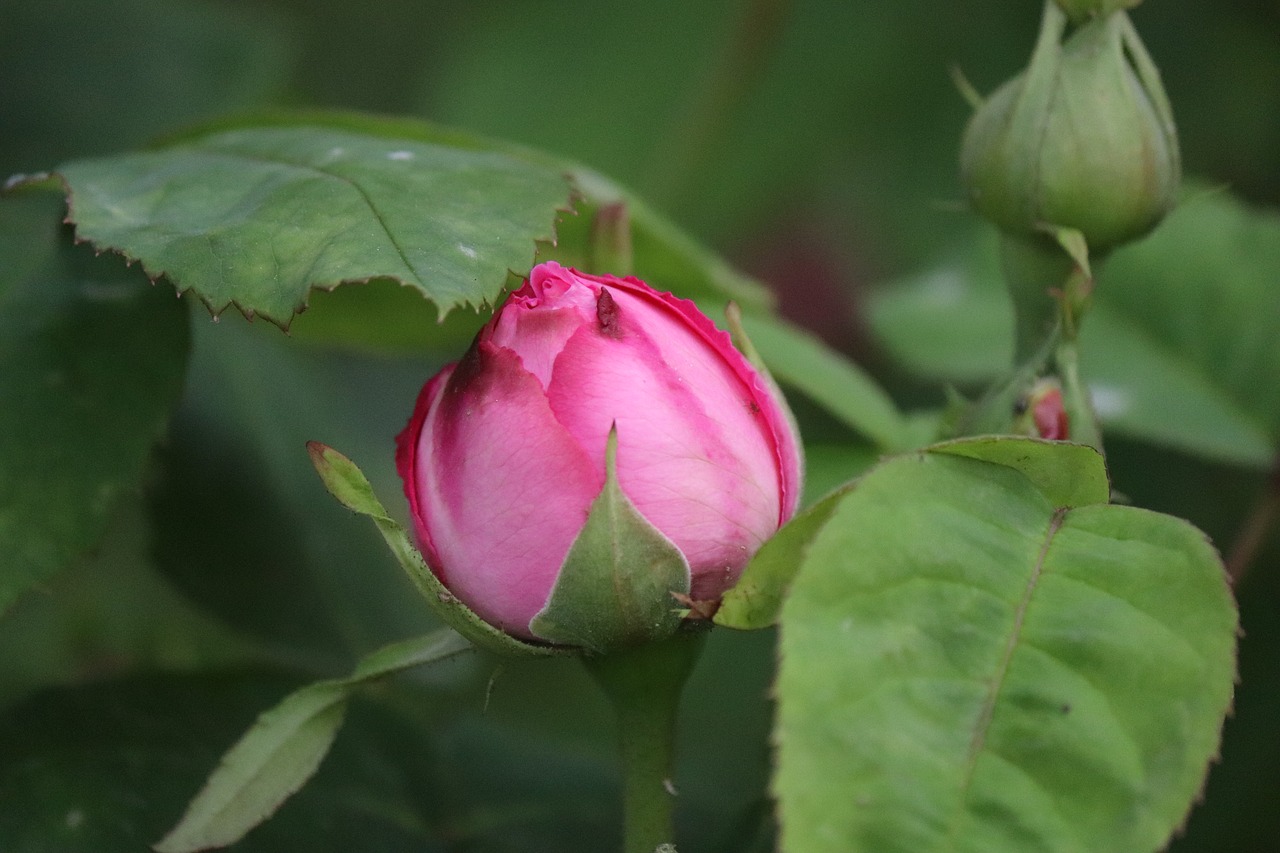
[529, 427, 692, 654]
[306, 442, 564, 658]
[715, 481, 855, 631]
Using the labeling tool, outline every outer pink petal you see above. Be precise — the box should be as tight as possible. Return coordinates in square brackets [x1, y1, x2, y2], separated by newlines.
[415, 341, 600, 637]
[396, 364, 453, 570]
[546, 309, 779, 600]
[551, 268, 803, 525]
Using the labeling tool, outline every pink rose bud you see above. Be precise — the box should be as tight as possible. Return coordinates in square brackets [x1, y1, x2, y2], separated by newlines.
[1015, 379, 1071, 441]
[396, 262, 803, 644]
[1032, 387, 1070, 441]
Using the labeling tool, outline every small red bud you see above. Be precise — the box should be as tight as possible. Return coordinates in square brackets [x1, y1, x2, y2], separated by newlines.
[1032, 388, 1070, 441]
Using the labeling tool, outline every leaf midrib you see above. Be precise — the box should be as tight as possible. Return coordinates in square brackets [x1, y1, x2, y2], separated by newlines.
[946, 506, 1068, 849]
[186, 142, 430, 289]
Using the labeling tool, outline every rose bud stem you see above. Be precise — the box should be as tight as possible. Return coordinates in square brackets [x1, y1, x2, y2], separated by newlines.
[582, 624, 710, 853]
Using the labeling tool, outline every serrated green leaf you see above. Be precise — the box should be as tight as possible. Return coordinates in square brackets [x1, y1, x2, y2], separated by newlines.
[929, 436, 1110, 507]
[775, 450, 1237, 853]
[307, 443, 563, 659]
[154, 629, 472, 853]
[530, 429, 692, 653]
[0, 192, 189, 613]
[51, 111, 776, 337]
[55, 124, 572, 325]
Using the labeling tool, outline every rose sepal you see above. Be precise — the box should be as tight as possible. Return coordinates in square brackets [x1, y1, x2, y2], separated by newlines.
[307, 441, 567, 658]
[529, 426, 693, 655]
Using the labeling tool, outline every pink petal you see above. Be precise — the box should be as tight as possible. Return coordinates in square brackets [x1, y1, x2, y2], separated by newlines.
[416, 341, 601, 637]
[485, 264, 596, 390]
[607, 276, 803, 523]
[541, 267, 803, 525]
[395, 364, 453, 569]
[545, 298, 782, 600]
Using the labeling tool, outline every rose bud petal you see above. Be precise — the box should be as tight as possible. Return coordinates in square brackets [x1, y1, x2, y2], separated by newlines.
[396, 262, 802, 644]
[1013, 378, 1071, 441]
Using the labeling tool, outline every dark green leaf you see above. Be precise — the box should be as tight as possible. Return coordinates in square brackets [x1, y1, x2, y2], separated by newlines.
[0, 192, 189, 613]
[308, 443, 563, 659]
[56, 124, 573, 325]
[155, 629, 472, 852]
[0, 492, 254, 710]
[775, 449, 1237, 853]
[529, 430, 691, 653]
[0, 673, 446, 853]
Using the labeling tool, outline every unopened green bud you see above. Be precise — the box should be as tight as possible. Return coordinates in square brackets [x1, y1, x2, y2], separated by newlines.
[1053, 0, 1142, 24]
[960, 8, 1179, 253]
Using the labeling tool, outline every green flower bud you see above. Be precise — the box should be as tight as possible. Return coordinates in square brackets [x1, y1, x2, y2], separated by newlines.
[1053, 0, 1142, 24]
[960, 7, 1179, 253]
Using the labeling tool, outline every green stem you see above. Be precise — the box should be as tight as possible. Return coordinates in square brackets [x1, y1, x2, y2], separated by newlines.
[1000, 232, 1077, 363]
[583, 626, 709, 853]
[1053, 334, 1103, 453]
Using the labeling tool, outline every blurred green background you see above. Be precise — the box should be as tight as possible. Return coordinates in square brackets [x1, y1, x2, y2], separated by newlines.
[2, 0, 1278, 850]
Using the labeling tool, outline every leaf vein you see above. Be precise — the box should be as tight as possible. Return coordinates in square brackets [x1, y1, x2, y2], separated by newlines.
[946, 506, 1067, 848]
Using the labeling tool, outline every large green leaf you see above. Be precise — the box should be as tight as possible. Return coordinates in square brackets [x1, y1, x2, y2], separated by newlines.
[54, 122, 573, 325]
[718, 437, 1108, 631]
[155, 629, 473, 853]
[49, 112, 778, 334]
[0, 192, 189, 613]
[775, 447, 1236, 853]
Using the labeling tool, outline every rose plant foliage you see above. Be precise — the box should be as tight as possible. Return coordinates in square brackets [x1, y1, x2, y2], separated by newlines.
[0, 1, 1271, 852]
[396, 262, 802, 642]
